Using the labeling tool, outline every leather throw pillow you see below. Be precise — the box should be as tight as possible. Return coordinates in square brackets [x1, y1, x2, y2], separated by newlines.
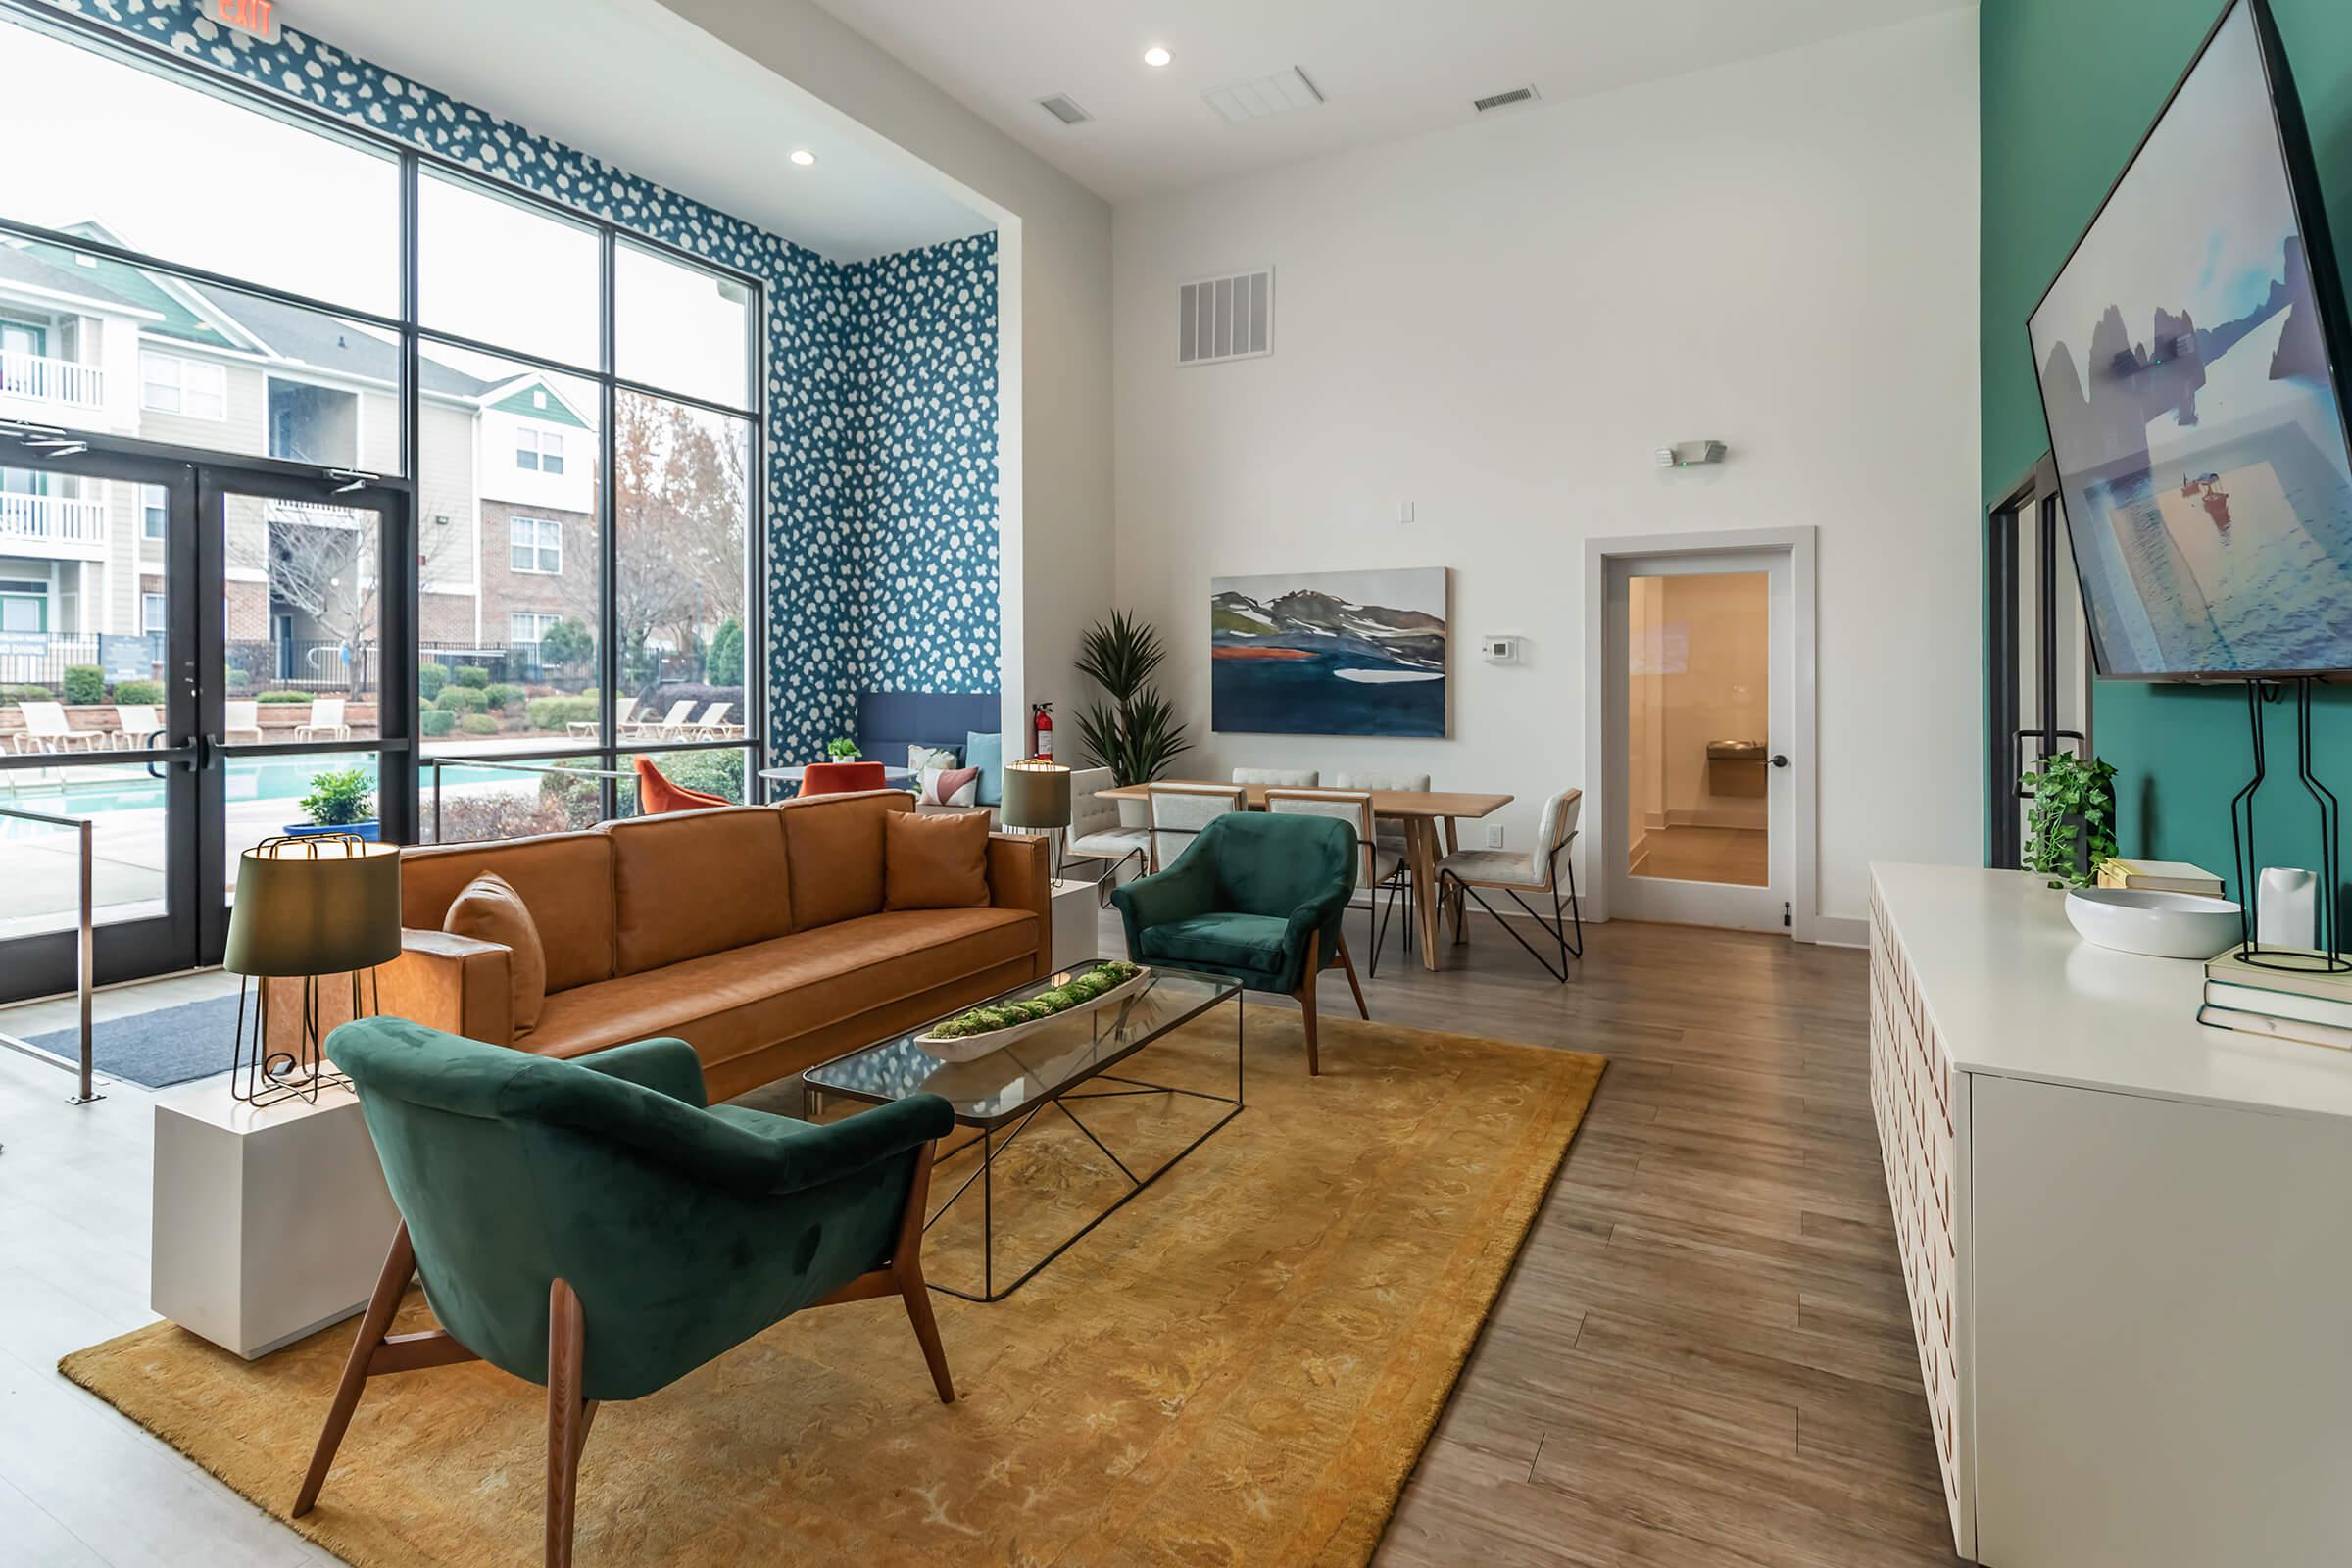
[884, 808, 993, 911]
[443, 870, 549, 1036]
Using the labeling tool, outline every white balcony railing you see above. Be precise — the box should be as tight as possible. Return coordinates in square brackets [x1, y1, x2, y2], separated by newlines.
[0, 492, 108, 548]
[0, 351, 106, 410]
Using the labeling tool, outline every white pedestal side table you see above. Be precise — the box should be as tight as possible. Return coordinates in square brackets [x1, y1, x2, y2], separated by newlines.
[151, 1077, 399, 1359]
[1050, 878, 1103, 973]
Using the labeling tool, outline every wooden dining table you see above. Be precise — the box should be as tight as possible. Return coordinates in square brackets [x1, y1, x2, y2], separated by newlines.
[1093, 781, 1513, 971]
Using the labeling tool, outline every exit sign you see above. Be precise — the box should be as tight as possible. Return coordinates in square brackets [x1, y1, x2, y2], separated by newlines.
[209, 0, 281, 44]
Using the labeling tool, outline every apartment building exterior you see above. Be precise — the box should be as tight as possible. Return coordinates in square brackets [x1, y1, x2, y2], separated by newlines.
[0, 222, 595, 692]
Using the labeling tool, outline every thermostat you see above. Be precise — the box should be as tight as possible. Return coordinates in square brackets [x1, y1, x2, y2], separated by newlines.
[1480, 635, 1521, 664]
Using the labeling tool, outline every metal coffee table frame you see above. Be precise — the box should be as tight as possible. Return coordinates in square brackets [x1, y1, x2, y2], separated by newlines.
[807, 969, 1245, 1302]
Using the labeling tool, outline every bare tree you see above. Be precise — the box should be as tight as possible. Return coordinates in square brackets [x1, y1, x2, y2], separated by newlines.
[237, 503, 461, 692]
[613, 395, 749, 684]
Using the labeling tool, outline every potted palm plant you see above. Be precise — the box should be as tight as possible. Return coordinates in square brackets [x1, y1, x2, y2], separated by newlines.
[1075, 611, 1191, 786]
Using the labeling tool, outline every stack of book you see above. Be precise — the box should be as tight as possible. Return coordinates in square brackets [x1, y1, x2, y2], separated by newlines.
[2200, 952, 2352, 1051]
[2096, 858, 2225, 897]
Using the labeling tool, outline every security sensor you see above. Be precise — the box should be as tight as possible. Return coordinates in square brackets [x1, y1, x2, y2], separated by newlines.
[1480, 635, 1521, 664]
[1658, 440, 1728, 467]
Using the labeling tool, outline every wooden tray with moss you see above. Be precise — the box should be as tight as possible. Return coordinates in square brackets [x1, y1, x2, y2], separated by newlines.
[913, 960, 1152, 1061]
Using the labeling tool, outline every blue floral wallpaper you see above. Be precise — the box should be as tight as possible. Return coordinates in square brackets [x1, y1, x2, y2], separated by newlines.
[35, 0, 1000, 764]
[843, 233, 1002, 697]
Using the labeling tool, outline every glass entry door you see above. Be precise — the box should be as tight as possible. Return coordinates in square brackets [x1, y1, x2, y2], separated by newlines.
[0, 447, 199, 995]
[0, 452, 405, 1001]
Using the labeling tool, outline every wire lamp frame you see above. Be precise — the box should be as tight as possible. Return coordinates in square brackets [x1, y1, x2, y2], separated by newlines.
[2228, 678, 2351, 974]
[224, 833, 403, 1106]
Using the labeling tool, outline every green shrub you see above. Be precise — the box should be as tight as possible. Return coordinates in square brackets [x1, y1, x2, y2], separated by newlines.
[111, 680, 165, 706]
[419, 708, 456, 737]
[482, 683, 523, 713]
[298, 765, 375, 827]
[458, 713, 502, 736]
[62, 665, 104, 705]
[526, 696, 596, 731]
[706, 616, 744, 687]
[418, 662, 450, 701]
[257, 690, 312, 704]
[537, 618, 595, 672]
[452, 664, 490, 689]
[436, 687, 486, 715]
[2, 684, 56, 704]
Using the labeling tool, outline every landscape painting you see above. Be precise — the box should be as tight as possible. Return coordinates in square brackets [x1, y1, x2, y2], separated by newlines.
[2029, 0, 2352, 677]
[1210, 567, 1447, 736]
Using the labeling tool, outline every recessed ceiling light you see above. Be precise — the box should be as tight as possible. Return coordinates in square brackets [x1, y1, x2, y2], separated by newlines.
[789, 149, 816, 167]
[1143, 45, 1173, 68]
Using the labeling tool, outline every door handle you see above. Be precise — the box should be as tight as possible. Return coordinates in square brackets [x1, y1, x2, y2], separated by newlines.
[143, 733, 200, 780]
[1769, 754, 1789, 768]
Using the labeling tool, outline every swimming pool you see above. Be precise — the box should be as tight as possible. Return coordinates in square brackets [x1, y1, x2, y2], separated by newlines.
[0, 759, 557, 823]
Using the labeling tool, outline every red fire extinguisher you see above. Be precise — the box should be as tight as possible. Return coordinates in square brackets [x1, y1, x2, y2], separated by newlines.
[1032, 701, 1054, 760]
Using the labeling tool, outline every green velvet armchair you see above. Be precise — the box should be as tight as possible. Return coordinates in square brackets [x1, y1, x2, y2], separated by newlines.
[1111, 810, 1366, 1074]
[296, 1017, 956, 1567]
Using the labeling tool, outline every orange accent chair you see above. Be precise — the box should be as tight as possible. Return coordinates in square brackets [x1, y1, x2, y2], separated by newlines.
[633, 756, 730, 814]
[800, 760, 887, 797]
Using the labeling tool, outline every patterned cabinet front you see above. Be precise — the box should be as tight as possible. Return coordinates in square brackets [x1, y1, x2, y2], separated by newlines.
[1868, 878, 1974, 1559]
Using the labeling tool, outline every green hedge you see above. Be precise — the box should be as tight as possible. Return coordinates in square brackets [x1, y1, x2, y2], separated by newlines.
[452, 665, 490, 689]
[3, 684, 56, 704]
[418, 662, 449, 701]
[458, 713, 502, 736]
[62, 665, 104, 705]
[482, 683, 523, 712]
[112, 680, 165, 706]
[257, 690, 313, 704]
[436, 687, 487, 715]
[419, 709, 456, 737]
[526, 696, 596, 731]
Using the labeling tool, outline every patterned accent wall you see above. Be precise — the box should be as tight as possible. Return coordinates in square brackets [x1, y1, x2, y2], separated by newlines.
[37, 0, 1002, 764]
[842, 233, 1002, 697]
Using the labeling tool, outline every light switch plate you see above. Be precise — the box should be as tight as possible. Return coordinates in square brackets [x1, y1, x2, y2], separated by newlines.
[1486, 824, 1505, 849]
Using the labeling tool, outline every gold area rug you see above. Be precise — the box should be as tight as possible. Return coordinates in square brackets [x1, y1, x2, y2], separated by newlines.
[61, 1006, 1601, 1567]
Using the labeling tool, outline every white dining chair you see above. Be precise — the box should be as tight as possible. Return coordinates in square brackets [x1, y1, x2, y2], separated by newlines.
[1265, 788, 1412, 976]
[1145, 782, 1245, 873]
[1064, 767, 1152, 900]
[1437, 787, 1584, 982]
[1333, 769, 1434, 959]
[1233, 767, 1319, 787]
[295, 696, 352, 742]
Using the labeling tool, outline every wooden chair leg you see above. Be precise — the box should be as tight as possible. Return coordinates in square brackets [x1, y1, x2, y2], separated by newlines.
[1295, 980, 1321, 1076]
[294, 1223, 416, 1518]
[895, 1142, 956, 1404]
[1334, 933, 1370, 1020]
[546, 1279, 591, 1568]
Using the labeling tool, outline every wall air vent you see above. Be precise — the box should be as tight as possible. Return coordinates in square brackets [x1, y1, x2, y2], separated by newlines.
[1472, 85, 1541, 114]
[1036, 93, 1093, 125]
[1178, 268, 1273, 367]
[1203, 68, 1324, 125]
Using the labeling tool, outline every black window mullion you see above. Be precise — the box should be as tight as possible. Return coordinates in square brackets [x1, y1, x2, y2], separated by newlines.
[598, 226, 621, 823]
[385, 150, 423, 846]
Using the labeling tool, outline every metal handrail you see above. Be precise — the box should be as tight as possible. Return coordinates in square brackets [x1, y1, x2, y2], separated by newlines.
[0, 803, 99, 1104]
[424, 756, 631, 844]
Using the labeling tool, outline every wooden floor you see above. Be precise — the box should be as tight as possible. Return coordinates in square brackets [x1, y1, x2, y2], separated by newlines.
[1631, 824, 1770, 887]
[0, 916, 1957, 1567]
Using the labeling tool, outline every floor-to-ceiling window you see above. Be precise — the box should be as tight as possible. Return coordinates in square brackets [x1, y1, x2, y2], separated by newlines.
[0, 1, 764, 993]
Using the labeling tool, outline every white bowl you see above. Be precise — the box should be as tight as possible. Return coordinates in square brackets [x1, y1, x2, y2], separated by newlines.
[2064, 886, 2242, 960]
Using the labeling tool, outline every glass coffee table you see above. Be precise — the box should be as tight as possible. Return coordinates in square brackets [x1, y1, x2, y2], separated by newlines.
[805, 961, 1244, 1301]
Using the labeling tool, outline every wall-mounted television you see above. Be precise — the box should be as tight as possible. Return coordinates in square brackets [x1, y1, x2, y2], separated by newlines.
[2030, 0, 2352, 680]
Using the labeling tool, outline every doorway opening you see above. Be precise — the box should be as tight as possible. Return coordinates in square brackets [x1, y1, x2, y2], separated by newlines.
[1586, 528, 1818, 938]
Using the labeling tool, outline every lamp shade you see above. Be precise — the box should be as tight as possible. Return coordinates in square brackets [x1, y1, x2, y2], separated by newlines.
[1000, 759, 1072, 831]
[223, 837, 403, 977]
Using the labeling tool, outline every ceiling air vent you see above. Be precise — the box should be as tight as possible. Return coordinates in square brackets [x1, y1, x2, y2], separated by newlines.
[1203, 68, 1324, 125]
[1036, 93, 1093, 125]
[1472, 84, 1541, 114]
[1178, 269, 1273, 367]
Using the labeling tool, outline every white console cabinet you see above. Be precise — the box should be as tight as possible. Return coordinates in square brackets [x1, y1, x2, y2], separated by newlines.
[1870, 864, 2352, 1565]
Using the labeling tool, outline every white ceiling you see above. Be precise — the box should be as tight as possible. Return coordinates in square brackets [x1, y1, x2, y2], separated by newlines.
[293, 0, 994, 262]
[806, 0, 1976, 202]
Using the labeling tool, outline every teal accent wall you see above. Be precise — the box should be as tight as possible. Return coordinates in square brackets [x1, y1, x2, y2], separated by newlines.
[1983, 0, 2352, 894]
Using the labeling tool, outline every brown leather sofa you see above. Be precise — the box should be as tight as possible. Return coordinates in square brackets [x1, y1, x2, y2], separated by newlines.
[375, 789, 1049, 1101]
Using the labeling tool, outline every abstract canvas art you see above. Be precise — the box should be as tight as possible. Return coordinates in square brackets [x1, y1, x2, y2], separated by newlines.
[1210, 567, 1447, 736]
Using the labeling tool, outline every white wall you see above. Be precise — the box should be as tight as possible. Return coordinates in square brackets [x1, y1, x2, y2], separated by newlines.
[1109, 9, 1981, 926]
[653, 0, 1113, 746]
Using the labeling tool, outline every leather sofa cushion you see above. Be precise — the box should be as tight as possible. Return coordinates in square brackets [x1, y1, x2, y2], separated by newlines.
[779, 790, 907, 929]
[442, 872, 548, 1035]
[1138, 911, 1290, 975]
[605, 806, 794, 974]
[401, 832, 615, 993]
[884, 808, 992, 911]
[525, 906, 1039, 1070]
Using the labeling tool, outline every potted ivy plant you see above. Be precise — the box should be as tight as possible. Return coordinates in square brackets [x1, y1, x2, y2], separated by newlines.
[2019, 751, 2117, 889]
[287, 765, 380, 842]
[825, 736, 859, 762]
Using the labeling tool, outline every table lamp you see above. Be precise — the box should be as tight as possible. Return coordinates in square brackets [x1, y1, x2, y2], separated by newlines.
[1001, 758, 1073, 881]
[223, 833, 401, 1106]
